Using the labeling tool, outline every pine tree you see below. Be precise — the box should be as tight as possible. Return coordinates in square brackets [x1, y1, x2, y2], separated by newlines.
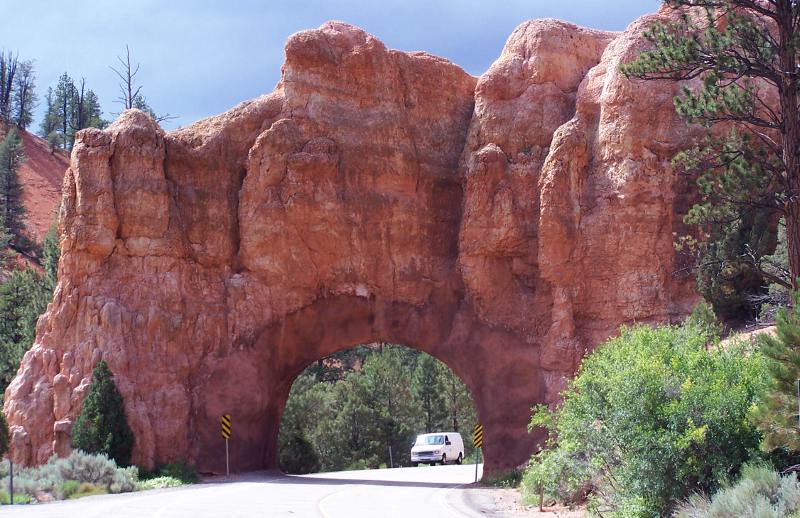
[411, 354, 444, 433]
[0, 227, 11, 268]
[0, 270, 28, 391]
[622, 1, 800, 307]
[53, 73, 75, 150]
[79, 89, 105, 130]
[0, 128, 27, 241]
[0, 222, 59, 396]
[437, 362, 476, 437]
[755, 292, 800, 452]
[0, 51, 17, 123]
[71, 360, 134, 466]
[0, 410, 8, 458]
[70, 79, 106, 135]
[11, 60, 36, 130]
[39, 87, 58, 145]
[42, 221, 59, 285]
[45, 74, 106, 150]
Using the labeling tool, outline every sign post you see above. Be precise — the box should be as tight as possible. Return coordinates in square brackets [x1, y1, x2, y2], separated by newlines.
[221, 414, 232, 477]
[473, 423, 483, 483]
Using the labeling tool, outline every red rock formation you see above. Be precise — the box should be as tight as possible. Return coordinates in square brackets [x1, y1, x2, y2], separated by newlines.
[4, 14, 699, 474]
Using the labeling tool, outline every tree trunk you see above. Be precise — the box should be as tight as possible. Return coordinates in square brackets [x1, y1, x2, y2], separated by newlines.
[778, 0, 800, 289]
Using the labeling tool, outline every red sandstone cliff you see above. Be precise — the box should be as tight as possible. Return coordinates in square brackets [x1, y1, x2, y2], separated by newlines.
[4, 13, 700, 474]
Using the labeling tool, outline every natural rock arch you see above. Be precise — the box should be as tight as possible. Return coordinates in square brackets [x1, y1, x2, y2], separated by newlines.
[232, 296, 539, 473]
[5, 13, 698, 475]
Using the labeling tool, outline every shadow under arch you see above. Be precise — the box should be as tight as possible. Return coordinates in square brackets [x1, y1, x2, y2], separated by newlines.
[192, 294, 546, 476]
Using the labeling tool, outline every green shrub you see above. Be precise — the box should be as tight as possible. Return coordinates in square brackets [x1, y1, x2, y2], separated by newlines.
[71, 361, 135, 466]
[523, 323, 768, 517]
[521, 446, 593, 507]
[157, 462, 198, 484]
[138, 476, 185, 490]
[60, 479, 80, 498]
[345, 458, 373, 471]
[0, 490, 33, 504]
[138, 460, 197, 489]
[675, 464, 800, 517]
[59, 480, 106, 499]
[482, 468, 523, 488]
[279, 432, 321, 474]
[67, 482, 107, 499]
[0, 450, 137, 500]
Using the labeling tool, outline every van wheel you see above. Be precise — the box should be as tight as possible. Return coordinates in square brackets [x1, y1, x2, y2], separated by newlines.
[456, 453, 462, 465]
[441, 454, 447, 465]
[429, 462, 436, 466]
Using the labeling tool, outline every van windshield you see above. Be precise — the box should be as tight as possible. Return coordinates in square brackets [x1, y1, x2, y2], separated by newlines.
[416, 435, 444, 445]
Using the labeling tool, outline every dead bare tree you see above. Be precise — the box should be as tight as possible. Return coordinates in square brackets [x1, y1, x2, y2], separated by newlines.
[109, 45, 175, 123]
[110, 45, 141, 110]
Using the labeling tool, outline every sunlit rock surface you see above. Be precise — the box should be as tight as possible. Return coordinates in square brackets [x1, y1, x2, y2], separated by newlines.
[4, 14, 698, 474]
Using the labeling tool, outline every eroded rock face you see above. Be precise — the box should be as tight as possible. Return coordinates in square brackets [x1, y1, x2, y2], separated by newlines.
[4, 15, 698, 474]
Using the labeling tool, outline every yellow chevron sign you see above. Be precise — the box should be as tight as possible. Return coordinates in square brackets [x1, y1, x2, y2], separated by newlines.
[473, 423, 483, 448]
[221, 414, 232, 439]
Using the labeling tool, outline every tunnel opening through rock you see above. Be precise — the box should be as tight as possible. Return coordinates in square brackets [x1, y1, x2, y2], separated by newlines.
[276, 342, 480, 475]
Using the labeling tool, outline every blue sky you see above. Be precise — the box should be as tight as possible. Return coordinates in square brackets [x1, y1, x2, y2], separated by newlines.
[5, 1, 660, 130]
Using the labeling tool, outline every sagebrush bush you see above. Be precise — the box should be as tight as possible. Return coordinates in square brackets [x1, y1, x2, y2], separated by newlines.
[523, 322, 768, 517]
[0, 450, 137, 500]
[675, 464, 800, 518]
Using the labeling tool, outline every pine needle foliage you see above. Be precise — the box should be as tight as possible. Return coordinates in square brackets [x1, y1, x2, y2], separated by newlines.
[71, 361, 134, 467]
[622, 1, 800, 318]
[755, 292, 800, 452]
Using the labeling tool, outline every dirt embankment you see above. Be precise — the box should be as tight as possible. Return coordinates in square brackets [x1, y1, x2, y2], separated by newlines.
[15, 128, 69, 241]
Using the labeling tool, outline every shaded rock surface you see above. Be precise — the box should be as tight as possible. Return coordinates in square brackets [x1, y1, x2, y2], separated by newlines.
[5, 15, 698, 474]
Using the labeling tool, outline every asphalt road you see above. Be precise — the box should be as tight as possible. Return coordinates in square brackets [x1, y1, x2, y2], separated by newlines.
[2, 463, 488, 517]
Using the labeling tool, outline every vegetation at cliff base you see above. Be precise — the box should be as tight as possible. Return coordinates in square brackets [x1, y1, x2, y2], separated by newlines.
[0, 410, 8, 459]
[674, 463, 800, 517]
[71, 360, 135, 467]
[137, 461, 199, 490]
[752, 293, 800, 453]
[0, 451, 137, 503]
[522, 317, 768, 516]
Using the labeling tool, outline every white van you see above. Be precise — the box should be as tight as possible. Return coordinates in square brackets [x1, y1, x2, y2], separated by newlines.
[410, 432, 464, 466]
